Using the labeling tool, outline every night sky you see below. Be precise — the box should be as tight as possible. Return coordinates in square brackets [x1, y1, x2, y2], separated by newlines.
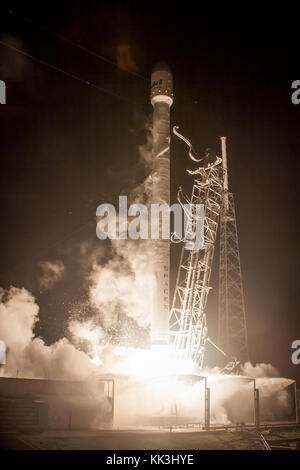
[0, 2, 299, 381]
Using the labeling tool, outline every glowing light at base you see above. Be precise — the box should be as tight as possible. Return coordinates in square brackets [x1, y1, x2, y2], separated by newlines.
[89, 345, 196, 378]
[83, 337, 295, 427]
[91, 356, 103, 366]
[117, 345, 196, 378]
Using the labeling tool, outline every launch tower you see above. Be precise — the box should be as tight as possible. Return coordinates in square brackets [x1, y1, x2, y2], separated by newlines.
[169, 130, 224, 367]
[217, 137, 249, 362]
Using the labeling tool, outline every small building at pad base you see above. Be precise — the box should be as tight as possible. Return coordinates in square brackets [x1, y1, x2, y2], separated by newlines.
[0, 376, 114, 433]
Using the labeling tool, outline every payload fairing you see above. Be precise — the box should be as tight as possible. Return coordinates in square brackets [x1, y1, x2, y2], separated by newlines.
[150, 61, 173, 346]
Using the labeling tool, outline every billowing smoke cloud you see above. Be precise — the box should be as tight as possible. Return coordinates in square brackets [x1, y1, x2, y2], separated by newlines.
[69, 317, 107, 359]
[37, 260, 65, 291]
[69, 113, 172, 344]
[79, 240, 107, 271]
[0, 287, 96, 380]
[89, 240, 154, 330]
[240, 361, 280, 378]
[84, 120, 156, 335]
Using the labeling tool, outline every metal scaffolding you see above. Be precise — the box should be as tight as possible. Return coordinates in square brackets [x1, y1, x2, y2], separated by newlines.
[169, 128, 224, 367]
[217, 137, 249, 362]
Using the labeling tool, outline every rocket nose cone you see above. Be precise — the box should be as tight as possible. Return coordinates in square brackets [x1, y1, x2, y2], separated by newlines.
[152, 60, 172, 74]
[151, 60, 173, 105]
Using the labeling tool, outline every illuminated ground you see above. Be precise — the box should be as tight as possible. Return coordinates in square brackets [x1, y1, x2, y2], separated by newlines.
[1, 428, 299, 450]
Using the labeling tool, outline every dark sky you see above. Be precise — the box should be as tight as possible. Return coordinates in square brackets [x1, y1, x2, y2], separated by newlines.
[0, 2, 299, 381]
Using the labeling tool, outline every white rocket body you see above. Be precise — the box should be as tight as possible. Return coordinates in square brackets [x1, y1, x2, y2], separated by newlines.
[150, 62, 173, 345]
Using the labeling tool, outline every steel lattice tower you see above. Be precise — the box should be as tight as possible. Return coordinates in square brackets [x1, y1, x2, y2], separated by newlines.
[169, 129, 224, 367]
[217, 137, 249, 362]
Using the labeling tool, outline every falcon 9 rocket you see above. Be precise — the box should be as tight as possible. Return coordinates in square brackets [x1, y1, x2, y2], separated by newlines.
[150, 61, 173, 346]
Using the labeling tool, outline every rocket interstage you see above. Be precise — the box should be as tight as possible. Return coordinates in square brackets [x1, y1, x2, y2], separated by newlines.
[150, 61, 173, 346]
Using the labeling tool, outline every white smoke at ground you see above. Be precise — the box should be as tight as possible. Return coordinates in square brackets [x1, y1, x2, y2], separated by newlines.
[0, 285, 130, 379]
[240, 361, 280, 378]
[237, 362, 294, 423]
[200, 361, 281, 379]
[0, 286, 295, 425]
[111, 372, 296, 427]
[255, 377, 295, 422]
[37, 260, 65, 291]
[197, 363, 295, 425]
[0, 286, 97, 380]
